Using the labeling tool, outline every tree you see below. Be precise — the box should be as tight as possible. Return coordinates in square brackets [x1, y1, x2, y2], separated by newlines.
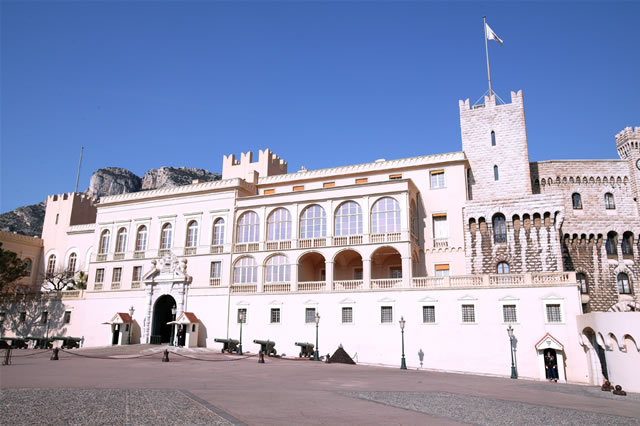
[0, 242, 29, 294]
[41, 267, 76, 293]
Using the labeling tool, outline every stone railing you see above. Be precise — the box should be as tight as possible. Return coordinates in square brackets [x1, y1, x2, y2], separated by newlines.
[433, 238, 449, 248]
[209, 278, 221, 287]
[210, 245, 224, 254]
[131, 281, 141, 289]
[264, 283, 291, 293]
[371, 278, 403, 289]
[299, 238, 327, 249]
[61, 290, 83, 299]
[230, 284, 257, 294]
[370, 232, 401, 244]
[298, 281, 326, 292]
[333, 280, 363, 291]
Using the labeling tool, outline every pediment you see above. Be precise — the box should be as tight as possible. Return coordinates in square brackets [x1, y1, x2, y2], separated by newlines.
[457, 295, 477, 301]
[535, 333, 564, 351]
[377, 297, 395, 303]
[304, 299, 319, 305]
[418, 296, 438, 303]
[339, 298, 356, 305]
[499, 295, 519, 302]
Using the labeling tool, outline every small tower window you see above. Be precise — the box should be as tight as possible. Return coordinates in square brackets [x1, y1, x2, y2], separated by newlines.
[617, 273, 631, 294]
[571, 193, 582, 209]
[497, 262, 509, 274]
[491, 131, 496, 146]
[604, 192, 615, 209]
[576, 273, 588, 294]
[493, 165, 499, 181]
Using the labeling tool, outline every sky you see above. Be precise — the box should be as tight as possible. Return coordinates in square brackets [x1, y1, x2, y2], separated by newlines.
[1, 1, 639, 213]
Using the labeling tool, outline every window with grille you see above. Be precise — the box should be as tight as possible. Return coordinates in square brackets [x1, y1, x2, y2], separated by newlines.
[300, 205, 327, 239]
[305, 308, 316, 323]
[354, 268, 363, 280]
[335, 201, 363, 236]
[606, 232, 618, 255]
[546, 304, 562, 323]
[577, 273, 588, 294]
[381, 306, 393, 323]
[371, 197, 401, 233]
[493, 215, 507, 243]
[95, 268, 105, 283]
[132, 266, 142, 282]
[112, 268, 122, 283]
[267, 208, 292, 241]
[430, 171, 445, 189]
[270, 308, 281, 324]
[210, 261, 221, 278]
[461, 304, 475, 323]
[237, 308, 247, 324]
[422, 306, 436, 323]
[502, 305, 517, 323]
[390, 267, 402, 279]
[63, 311, 71, 324]
[342, 307, 353, 323]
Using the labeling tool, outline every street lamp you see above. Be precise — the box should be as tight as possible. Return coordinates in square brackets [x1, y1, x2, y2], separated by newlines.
[170, 305, 177, 346]
[127, 306, 135, 345]
[313, 312, 321, 361]
[238, 310, 245, 355]
[399, 316, 407, 370]
[507, 325, 518, 379]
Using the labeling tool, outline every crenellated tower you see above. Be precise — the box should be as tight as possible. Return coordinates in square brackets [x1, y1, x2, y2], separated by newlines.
[616, 126, 640, 214]
[222, 149, 287, 183]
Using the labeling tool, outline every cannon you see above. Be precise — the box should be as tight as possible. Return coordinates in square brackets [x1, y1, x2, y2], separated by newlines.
[294, 342, 315, 358]
[51, 336, 81, 349]
[253, 339, 276, 356]
[214, 338, 240, 354]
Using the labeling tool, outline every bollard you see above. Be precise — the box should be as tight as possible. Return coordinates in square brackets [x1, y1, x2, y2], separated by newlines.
[162, 349, 170, 362]
[325, 353, 331, 363]
[50, 348, 59, 361]
[258, 350, 265, 364]
[2, 348, 12, 366]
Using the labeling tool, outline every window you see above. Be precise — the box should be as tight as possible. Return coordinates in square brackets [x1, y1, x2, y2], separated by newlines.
[604, 192, 615, 209]
[389, 174, 402, 180]
[342, 307, 353, 323]
[381, 306, 393, 323]
[300, 205, 326, 239]
[212, 218, 225, 245]
[234, 257, 257, 284]
[617, 273, 631, 294]
[430, 170, 445, 189]
[264, 189, 275, 195]
[497, 262, 510, 274]
[134, 226, 148, 253]
[41, 311, 48, 324]
[237, 308, 247, 324]
[19, 312, 26, 322]
[95, 268, 105, 283]
[410, 201, 418, 236]
[371, 197, 401, 233]
[115, 228, 127, 253]
[237, 211, 259, 243]
[356, 178, 368, 184]
[572, 193, 582, 209]
[160, 223, 173, 249]
[67, 253, 77, 273]
[390, 267, 402, 279]
[335, 201, 363, 236]
[63, 311, 71, 324]
[491, 130, 496, 146]
[305, 307, 316, 323]
[267, 208, 292, 241]
[0, 312, 4, 325]
[293, 185, 304, 192]
[270, 308, 281, 324]
[493, 165, 499, 181]
[606, 231, 618, 256]
[112, 267, 122, 283]
[433, 214, 448, 241]
[546, 304, 562, 323]
[132, 266, 142, 282]
[210, 261, 222, 278]
[323, 182, 335, 188]
[461, 305, 475, 323]
[24, 258, 33, 275]
[46, 255, 56, 276]
[265, 255, 290, 283]
[577, 273, 588, 294]
[99, 230, 110, 254]
[434, 264, 450, 277]
[422, 306, 436, 323]
[502, 305, 517, 323]
[493, 214, 507, 243]
[354, 268, 363, 280]
[185, 221, 199, 248]
[55, 214, 59, 224]
[622, 232, 634, 256]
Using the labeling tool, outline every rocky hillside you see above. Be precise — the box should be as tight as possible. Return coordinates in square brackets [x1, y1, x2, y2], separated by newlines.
[1, 166, 221, 237]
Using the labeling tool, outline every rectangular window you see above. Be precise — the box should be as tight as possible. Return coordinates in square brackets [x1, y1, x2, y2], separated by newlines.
[546, 304, 562, 323]
[502, 305, 517, 323]
[389, 174, 402, 180]
[434, 264, 450, 277]
[237, 308, 247, 324]
[323, 182, 335, 188]
[356, 178, 368, 184]
[381, 306, 393, 323]
[354, 268, 363, 280]
[112, 268, 122, 283]
[305, 307, 316, 323]
[63, 311, 71, 324]
[461, 304, 475, 323]
[430, 170, 445, 189]
[270, 308, 281, 324]
[0, 312, 5, 324]
[390, 267, 402, 279]
[132, 266, 142, 282]
[19, 312, 26, 322]
[293, 185, 304, 192]
[432, 214, 448, 239]
[41, 311, 48, 325]
[342, 307, 353, 324]
[95, 268, 105, 283]
[422, 306, 436, 323]
[210, 261, 222, 278]
[264, 189, 275, 195]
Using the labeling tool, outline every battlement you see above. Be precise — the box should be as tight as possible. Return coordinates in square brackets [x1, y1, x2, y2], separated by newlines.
[615, 127, 640, 160]
[47, 192, 96, 204]
[459, 90, 523, 112]
[615, 126, 640, 146]
[222, 148, 288, 182]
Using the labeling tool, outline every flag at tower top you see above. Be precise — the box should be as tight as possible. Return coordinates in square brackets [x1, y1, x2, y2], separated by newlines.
[485, 23, 503, 46]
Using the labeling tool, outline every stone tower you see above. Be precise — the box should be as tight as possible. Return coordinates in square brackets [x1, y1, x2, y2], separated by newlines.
[616, 126, 640, 214]
[459, 90, 532, 201]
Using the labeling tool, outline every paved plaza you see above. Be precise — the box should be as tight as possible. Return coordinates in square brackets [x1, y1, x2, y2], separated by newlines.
[1, 346, 639, 425]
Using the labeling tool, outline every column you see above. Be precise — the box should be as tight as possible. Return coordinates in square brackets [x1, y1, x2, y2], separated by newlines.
[363, 196, 370, 244]
[257, 264, 264, 293]
[362, 259, 371, 289]
[143, 285, 153, 343]
[291, 259, 298, 292]
[402, 256, 412, 288]
[326, 261, 334, 292]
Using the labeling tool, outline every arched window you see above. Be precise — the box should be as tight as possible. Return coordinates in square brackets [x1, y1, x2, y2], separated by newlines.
[265, 254, 290, 283]
[617, 273, 631, 294]
[67, 253, 77, 273]
[494, 165, 499, 181]
[300, 205, 326, 239]
[576, 273, 588, 294]
[622, 232, 634, 256]
[335, 201, 363, 236]
[212, 218, 225, 245]
[98, 230, 110, 254]
[24, 258, 33, 275]
[115, 228, 127, 253]
[237, 211, 259, 243]
[46, 255, 57, 276]
[267, 208, 292, 241]
[604, 192, 615, 209]
[135, 225, 148, 252]
[606, 231, 618, 256]
[572, 193, 581, 210]
[497, 261, 509, 274]
[233, 256, 257, 284]
[185, 221, 199, 248]
[371, 197, 401, 234]
[160, 223, 173, 249]
[491, 130, 496, 146]
[493, 214, 507, 243]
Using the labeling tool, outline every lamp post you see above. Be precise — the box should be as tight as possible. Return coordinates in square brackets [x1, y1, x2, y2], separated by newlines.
[127, 306, 134, 345]
[507, 325, 518, 379]
[399, 316, 407, 370]
[170, 305, 177, 346]
[238, 310, 244, 355]
[313, 312, 320, 361]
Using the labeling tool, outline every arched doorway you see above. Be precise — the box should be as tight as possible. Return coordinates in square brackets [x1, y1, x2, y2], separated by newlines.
[152, 295, 176, 344]
[371, 246, 402, 279]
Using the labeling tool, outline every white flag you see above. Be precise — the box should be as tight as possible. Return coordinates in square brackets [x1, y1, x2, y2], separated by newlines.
[485, 23, 503, 46]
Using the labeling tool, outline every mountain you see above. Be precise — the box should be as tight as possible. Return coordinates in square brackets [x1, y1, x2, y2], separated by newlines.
[0, 202, 46, 237]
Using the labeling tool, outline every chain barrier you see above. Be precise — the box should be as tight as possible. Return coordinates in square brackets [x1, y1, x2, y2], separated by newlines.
[9, 349, 53, 358]
[58, 349, 162, 360]
[169, 351, 258, 362]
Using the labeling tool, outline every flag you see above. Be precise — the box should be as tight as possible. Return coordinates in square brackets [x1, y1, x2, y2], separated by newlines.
[485, 23, 503, 46]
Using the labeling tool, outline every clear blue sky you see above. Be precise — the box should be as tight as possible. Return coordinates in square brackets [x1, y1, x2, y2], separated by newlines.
[1, 1, 639, 212]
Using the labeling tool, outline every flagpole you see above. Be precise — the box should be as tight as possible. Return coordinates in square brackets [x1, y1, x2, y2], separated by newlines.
[483, 16, 493, 97]
[74, 146, 84, 194]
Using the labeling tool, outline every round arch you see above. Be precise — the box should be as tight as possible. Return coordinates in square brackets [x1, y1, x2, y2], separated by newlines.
[297, 251, 326, 282]
[151, 294, 177, 344]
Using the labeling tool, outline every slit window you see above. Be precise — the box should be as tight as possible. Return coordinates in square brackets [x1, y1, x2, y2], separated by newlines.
[572, 193, 582, 209]
[604, 193, 615, 209]
[493, 165, 499, 181]
[491, 131, 496, 146]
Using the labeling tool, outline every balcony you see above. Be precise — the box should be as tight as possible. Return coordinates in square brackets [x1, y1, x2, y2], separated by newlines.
[371, 278, 403, 289]
[299, 238, 327, 249]
[298, 281, 326, 292]
[61, 290, 82, 299]
[333, 280, 363, 291]
[131, 281, 141, 289]
[433, 238, 449, 248]
[264, 283, 291, 293]
[111, 282, 121, 290]
[210, 245, 224, 254]
[94, 283, 103, 291]
[332, 235, 363, 246]
[113, 252, 125, 260]
[266, 241, 292, 251]
[209, 278, 221, 287]
[96, 254, 108, 262]
[230, 284, 257, 294]
[370, 232, 401, 244]
[184, 247, 197, 256]
[158, 249, 171, 257]
[133, 251, 145, 259]
[234, 243, 259, 253]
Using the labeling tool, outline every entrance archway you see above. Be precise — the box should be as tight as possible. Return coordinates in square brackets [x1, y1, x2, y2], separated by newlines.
[152, 295, 176, 343]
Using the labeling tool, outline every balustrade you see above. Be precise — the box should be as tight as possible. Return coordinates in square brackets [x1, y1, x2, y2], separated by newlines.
[264, 283, 291, 293]
[209, 278, 221, 287]
[210, 245, 224, 254]
[297, 281, 326, 292]
[333, 280, 363, 291]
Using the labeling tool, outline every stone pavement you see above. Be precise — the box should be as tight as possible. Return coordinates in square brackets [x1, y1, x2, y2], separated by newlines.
[1, 346, 639, 425]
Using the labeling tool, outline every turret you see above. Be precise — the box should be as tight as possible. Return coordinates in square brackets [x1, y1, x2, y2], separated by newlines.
[616, 126, 640, 213]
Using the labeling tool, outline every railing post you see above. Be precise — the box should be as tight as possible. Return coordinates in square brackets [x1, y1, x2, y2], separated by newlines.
[443, 276, 451, 288]
[401, 256, 412, 289]
[326, 262, 334, 292]
[362, 259, 371, 290]
[524, 273, 533, 286]
[483, 275, 491, 286]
